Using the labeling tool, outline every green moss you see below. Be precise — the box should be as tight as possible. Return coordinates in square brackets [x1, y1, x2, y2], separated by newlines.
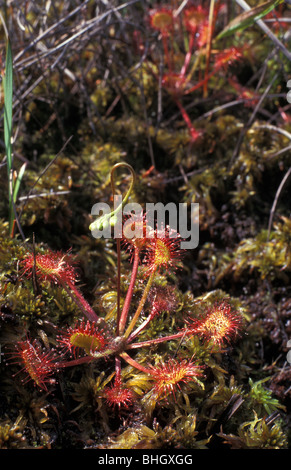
[219, 413, 288, 449]
[216, 216, 291, 282]
[0, 418, 27, 449]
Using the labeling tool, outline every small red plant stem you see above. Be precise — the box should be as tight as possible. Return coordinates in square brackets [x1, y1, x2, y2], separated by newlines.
[184, 68, 216, 96]
[115, 355, 122, 382]
[109, 162, 136, 333]
[180, 33, 195, 78]
[120, 351, 152, 376]
[119, 247, 140, 334]
[174, 98, 200, 140]
[123, 267, 157, 339]
[60, 280, 102, 323]
[185, 49, 236, 98]
[56, 355, 95, 368]
[127, 330, 186, 349]
[127, 310, 156, 342]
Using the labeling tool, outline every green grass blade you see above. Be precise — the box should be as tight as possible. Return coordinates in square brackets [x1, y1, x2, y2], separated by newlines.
[217, 0, 284, 39]
[3, 38, 13, 177]
[13, 162, 27, 203]
[3, 38, 15, 234]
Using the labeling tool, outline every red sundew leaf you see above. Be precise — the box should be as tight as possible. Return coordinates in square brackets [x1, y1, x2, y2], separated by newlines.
[213, 47, 243, 70]
[183, 5, 208, 34]
[9, 339, 58, 391]
[21, 249, 78, 285]
[122, 212, 152, 254]
[149, 7, 174, 34]
[148, 357, 204, 400]
[162, 73, 187, 96]
[143, 226, 184, 275]
[103, 377, 135, 409]
[228, 78, 260, 108]
[57, 320, 109, 357]
[186, 301, 244, 348]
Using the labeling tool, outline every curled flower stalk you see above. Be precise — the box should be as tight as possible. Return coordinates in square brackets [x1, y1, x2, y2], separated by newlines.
[89, 162, 136, 335]
[89, 162, 136, 236]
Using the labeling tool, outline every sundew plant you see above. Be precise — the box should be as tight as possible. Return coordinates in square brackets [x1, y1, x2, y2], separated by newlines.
[15, 163, 244, 399]
[0, 0, 290, 450]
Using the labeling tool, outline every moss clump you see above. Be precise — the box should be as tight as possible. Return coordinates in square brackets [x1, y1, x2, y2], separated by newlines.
[0, 418, 28, 449]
